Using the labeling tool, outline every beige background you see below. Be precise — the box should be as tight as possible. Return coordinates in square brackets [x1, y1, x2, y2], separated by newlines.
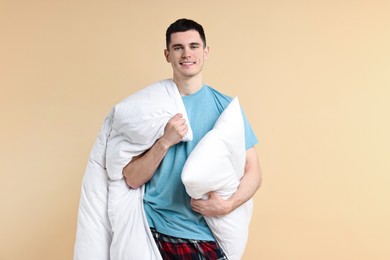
[1, 0, 389, 259]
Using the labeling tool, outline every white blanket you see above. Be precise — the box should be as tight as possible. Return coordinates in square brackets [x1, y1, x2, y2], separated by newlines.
[74, 79, 192, 260]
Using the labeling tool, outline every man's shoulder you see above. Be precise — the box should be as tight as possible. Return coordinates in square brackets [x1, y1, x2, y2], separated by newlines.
[202, 85, 233, 113]
[203, 85, 232, 102]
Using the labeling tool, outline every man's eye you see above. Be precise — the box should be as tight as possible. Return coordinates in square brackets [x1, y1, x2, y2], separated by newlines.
[174, 46, 182, 50]
[191, 45, 199, 49]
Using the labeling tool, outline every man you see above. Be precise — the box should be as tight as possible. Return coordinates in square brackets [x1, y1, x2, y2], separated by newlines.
[123, 18, 262, 259]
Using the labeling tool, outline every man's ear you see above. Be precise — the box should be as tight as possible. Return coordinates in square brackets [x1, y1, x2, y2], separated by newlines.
[204, 46, 209, 60]
[164, 49, 170, 63]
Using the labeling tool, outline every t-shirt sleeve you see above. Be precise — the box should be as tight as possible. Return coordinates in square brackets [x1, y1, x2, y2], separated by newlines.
[241, 109, 258, 150]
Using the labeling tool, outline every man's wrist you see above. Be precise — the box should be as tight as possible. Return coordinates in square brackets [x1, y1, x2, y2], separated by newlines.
[225, 196, 237, 214]
[156, 137, 171, 151]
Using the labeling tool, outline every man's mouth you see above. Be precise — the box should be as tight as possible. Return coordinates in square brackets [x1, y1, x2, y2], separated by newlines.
[180, 61, 195, 65]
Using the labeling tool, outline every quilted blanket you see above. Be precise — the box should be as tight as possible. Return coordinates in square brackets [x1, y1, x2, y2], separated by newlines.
[74, 79, 192, 260]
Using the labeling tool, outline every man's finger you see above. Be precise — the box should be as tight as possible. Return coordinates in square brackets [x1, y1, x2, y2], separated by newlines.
[173, 113, 183, 119]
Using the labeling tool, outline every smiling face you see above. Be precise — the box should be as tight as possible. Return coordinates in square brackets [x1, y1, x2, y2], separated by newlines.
[164, 30, 209, 81]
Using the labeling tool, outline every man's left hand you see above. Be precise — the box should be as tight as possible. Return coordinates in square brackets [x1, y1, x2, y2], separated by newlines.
[190, 191, 234, 217]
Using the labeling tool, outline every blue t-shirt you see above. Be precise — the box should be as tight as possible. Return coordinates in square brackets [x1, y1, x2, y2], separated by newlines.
[144, 85, 258, 241]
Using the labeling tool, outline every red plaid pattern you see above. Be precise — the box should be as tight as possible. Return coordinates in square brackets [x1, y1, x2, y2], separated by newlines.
[151, 228, 228, 260]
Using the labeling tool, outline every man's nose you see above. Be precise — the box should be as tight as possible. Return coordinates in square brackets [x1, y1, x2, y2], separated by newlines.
[182, 47, 191, 58]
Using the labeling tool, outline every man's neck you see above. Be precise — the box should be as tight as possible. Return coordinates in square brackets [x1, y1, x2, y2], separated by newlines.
[173, 75, 203, 96]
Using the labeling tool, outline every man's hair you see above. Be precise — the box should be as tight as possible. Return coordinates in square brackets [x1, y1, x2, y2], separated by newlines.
[165, 18, 206, 49]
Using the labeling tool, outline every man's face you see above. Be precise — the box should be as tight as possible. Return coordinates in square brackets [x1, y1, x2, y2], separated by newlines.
[164, 30, 209, 80]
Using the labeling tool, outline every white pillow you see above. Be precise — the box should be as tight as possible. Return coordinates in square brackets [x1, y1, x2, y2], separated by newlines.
[181, 97, 252, 260]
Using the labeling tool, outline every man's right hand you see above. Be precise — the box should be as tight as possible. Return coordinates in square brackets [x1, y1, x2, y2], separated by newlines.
[123, 113, 189, 189]
[159, 113, 189, 148]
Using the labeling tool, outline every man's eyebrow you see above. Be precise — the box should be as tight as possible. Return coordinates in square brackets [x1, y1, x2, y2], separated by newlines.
[171, 43, 184, 48]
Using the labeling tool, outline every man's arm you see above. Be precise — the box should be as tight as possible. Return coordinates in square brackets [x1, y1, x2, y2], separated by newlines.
[191, 146, 262, 217]
[123, 113, 188, 189]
